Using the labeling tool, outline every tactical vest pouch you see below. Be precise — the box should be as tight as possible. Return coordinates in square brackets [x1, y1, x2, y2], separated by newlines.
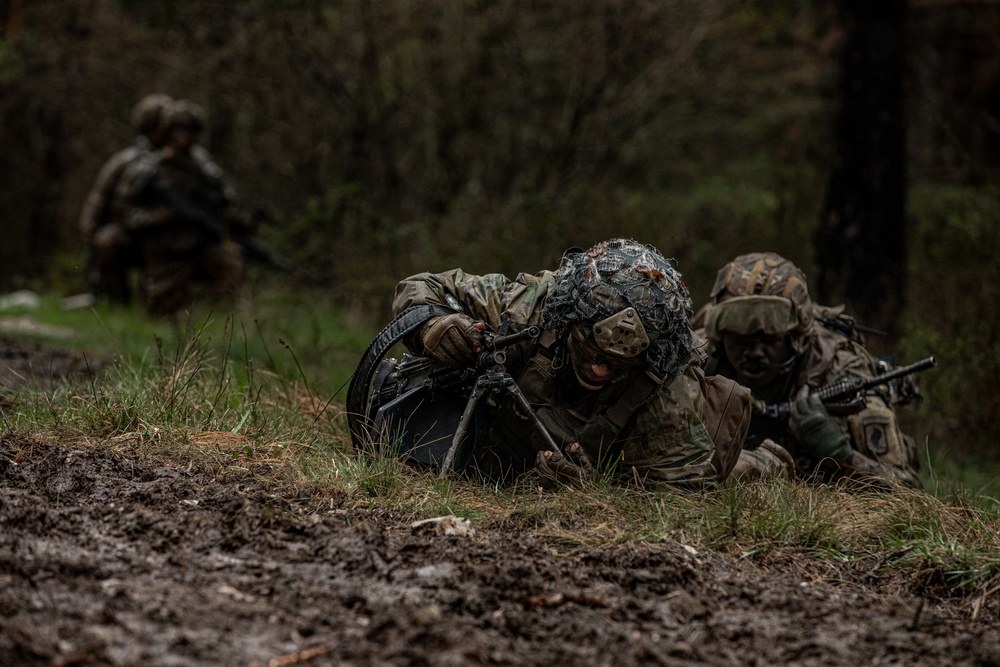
[699, 374, 753, 481]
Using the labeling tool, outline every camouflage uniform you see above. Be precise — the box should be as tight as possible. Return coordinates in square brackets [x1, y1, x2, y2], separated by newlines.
[392, 240, 752, 487]
[79, 93, 173, 303]
[695, 252, 921, 488]
[116, 101, 244, 315]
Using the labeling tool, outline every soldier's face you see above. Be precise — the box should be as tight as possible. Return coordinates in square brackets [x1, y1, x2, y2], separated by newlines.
[169, 127, 195, 154]
[721, 331, 795, 389]
[567, 325, 644, 390]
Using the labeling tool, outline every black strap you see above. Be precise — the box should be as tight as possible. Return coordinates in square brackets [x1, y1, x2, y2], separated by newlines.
[604, 368, 666, 430]
[346, 304, 451, 448]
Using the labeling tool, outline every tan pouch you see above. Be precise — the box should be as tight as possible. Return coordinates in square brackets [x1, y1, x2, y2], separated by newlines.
[699, 374, 753, 481]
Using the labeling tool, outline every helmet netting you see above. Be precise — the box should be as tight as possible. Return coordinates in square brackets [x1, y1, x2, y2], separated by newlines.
[541, 239, 693, 377]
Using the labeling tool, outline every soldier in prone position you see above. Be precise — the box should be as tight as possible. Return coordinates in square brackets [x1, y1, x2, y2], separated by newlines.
[693, 252, 922, 488]
[377, 238, 754, 488]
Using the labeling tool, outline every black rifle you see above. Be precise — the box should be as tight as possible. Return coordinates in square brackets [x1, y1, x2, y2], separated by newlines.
[756, 356, 937, 419]
[139, 174, 290, 272]
[365, 324, 574, 477]
[817, 315, 887, 340]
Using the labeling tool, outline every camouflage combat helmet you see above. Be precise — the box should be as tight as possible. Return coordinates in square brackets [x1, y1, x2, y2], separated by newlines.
[130, 93, 174, 140]
[160, 99, 206, 137]
[541, 238, 693, 378]
[702, 252, 814, 352]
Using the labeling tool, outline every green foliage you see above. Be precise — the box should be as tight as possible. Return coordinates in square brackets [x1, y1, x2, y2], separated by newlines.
[898, 184, 1000, 464]
[0, 36, 27, 84]
[3, 1, 835, 298]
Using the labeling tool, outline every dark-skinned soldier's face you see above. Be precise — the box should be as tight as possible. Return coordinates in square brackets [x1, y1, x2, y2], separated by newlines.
[721, 330, 795, 390]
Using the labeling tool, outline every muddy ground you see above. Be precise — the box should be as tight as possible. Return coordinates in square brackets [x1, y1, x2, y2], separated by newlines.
[2, 338, 999, 666]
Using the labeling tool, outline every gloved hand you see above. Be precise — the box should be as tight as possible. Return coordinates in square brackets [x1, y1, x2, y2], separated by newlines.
[534, 443, 595, 489]
[788, 385, 853, 463]
[729, 438, 795, 483]
[418, 313, 484, 367]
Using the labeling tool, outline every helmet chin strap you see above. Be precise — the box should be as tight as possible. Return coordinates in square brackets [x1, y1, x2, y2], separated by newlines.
[765, 354, 797, 371]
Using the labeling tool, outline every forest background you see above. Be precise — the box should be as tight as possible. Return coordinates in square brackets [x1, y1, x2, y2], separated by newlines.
[1, 0, 998, 477]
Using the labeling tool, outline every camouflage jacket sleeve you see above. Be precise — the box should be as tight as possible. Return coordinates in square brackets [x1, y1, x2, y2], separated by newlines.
[839, 395, 922, 488]
[617, 366, 720, 488]
[392, 269, 555, 331]
[78, 147, 142, 237]
[191, 144, 249, 235]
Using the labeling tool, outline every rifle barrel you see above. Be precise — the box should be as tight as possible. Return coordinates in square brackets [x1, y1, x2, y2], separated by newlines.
[490, 325, 541, 350]
[875, 356, 936, 385]
[820, 356, 937, 403]
[758, 355, 937, 418]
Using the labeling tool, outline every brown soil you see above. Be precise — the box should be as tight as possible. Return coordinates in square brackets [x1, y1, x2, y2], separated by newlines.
[0, 335, 99, 392]
[1, 340, 998, 666]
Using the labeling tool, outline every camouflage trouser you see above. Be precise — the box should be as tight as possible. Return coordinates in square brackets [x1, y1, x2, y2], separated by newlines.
[140, 230, 244, 315]
[90, 224, 141, 304]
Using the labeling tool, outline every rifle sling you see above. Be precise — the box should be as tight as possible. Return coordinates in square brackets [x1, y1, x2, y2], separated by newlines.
[605, 369, 666, 430]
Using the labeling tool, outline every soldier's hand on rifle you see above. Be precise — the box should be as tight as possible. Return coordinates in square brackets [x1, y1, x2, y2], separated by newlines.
[419, 313, 485, 367]
[788, 385, 853, 463]
[535, 443, 595, 489]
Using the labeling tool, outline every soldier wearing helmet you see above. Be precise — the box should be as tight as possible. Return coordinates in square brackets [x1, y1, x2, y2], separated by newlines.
[79, 93, 174, 304]
[115, 99, 245, 315]
[387, 239, 753, 487]
[695, 252, 921, 487]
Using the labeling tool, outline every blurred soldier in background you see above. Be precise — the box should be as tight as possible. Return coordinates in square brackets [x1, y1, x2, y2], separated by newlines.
[79, 93, 173, 304]
[116, 99, 246, 315]
[693, 252, 922, 488]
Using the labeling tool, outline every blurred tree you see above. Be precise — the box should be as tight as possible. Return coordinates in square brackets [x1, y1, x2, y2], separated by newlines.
[815, 0, 907, 337]
[1, 0, 24, 35]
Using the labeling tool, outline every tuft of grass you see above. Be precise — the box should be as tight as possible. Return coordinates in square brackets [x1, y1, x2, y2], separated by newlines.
[3, 285, 1000, 608]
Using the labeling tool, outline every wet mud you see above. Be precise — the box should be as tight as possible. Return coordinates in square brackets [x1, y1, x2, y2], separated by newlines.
[1, 435, 998, 667]
[1, 338, 998, 666]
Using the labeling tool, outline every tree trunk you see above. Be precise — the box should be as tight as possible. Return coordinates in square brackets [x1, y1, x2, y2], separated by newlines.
[816, 0, 908, 339]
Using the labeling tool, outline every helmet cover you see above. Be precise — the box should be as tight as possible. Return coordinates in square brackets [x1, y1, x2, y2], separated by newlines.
[703, 252, 814, 350]
[130, 93, 174, 139]
[160, 99, 206, 137]
[541, 238, 693, 377]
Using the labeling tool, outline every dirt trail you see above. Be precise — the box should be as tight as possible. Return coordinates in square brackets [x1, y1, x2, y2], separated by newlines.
[1, 338, 998, 666]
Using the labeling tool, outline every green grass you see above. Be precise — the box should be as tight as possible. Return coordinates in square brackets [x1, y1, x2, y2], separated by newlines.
[3, 283, 1000, 605]
[0, 284, 376, 399]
